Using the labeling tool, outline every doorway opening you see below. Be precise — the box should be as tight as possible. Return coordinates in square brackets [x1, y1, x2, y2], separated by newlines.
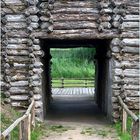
[40, 39, 113, 122]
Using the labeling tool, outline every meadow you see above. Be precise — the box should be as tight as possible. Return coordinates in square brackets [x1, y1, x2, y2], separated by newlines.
[50, 47, 96, 79]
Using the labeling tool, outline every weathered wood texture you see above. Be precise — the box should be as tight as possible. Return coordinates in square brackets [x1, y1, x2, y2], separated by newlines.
[1, 0, 139, 122]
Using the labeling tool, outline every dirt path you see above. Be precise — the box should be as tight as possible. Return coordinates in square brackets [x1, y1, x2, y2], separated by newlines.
[41, 120, 120, 140]
[40, 95, 120, 140]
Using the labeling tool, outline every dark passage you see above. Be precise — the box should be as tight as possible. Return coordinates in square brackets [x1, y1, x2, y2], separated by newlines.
[46, 95, 108, 125]
[40, 39, 113, 122]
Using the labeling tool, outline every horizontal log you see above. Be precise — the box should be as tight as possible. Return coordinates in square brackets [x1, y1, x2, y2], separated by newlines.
[113, 60, 139, 69]
[121, 22, 139, 29]
[6, 22, 27, 29]
[10, 81, 28, 87]
[11, 102, 29, 107]
[51, 1, 97, 8]
[121, 39, 139, 47]
[9, 87, 29, 94]
[125, 97, 139, 103]
[121, 46, 139, 54]
[123, 85, 139, 90]
[51, 14, 99, 21]
[7, 30, 28, 38]
[113, 76, 139, 85]
[2, 7, 26, 14]
[10, 76, 28, 82]
[121, 31, 139, 38]
[51, 8, 99, 14]
[5, 15, 25, 22]
[33, 29, 119, 39]
[123, 15, 139, 22]
[3, 0, 25, 5]
[7, 38, 28, 44]
[53, 21, 97, 30]
[6, 56, 30, 63]
[112, 53, 139, 61]
[6, 50, 29, 56]
[10, 95, 29, 101]
[126, 6, 139, 14]
[113, 90, 139, 97]
[114, 68, 139, 77]
[6, 44, 28, 49]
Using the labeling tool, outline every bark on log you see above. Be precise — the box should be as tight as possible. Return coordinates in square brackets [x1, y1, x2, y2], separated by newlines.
[121, 22, 139, 29]
[7, 30, 28, 38]
[7, 38, 28, 44]
[113, 60, 139, 69]
[121, 31, 139, 38]
[10, 81, 28, 87]
[10, 95, 29, 101]
[114, 68, 139, 77]
[6, 22, 27, 29]
[121, 39, 139, 47]
[50, 8, 99, 14]
[33, 29, 119, 39]
[5, 15, 25, 22]
[6, 44, 28, 49]
[51, 1, 97, 8]
[51, 14, 99, 21]
[53, 21, 97, 30]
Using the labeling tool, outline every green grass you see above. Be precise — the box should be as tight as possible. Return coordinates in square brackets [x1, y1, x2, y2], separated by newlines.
[114, 117, 133, 140]
[0, 93, 45, 140]
[51, 48, 95, 78]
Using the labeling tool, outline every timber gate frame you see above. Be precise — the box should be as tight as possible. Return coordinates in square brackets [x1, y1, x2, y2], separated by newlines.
[1, 0, 139, 122]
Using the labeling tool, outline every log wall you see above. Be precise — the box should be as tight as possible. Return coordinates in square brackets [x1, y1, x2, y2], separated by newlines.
[1, 0, 139, 121]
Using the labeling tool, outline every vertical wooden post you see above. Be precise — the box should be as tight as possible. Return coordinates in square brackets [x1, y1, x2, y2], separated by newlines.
[31, 101, 35, 129]
[85, 79, 87, 88]
[122, 108, 127, 133]
[61, 78, 64, 88]
[19, 115, 31, 140]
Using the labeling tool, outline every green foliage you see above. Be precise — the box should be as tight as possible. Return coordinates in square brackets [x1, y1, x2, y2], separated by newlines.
[114, 117, 132, 140]
[51, 48, 95, 78]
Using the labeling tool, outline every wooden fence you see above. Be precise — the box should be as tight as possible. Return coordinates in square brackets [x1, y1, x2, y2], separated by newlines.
[52, 78, 95, 88]
[117, 96, 139, 140]
[0, 98, 35, 140]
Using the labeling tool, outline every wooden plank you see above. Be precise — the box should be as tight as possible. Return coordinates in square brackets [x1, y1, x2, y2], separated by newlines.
[122, 108, 127, 133]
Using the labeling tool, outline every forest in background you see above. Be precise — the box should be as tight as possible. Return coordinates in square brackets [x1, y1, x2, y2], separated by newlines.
[50, 48, 96, 78]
